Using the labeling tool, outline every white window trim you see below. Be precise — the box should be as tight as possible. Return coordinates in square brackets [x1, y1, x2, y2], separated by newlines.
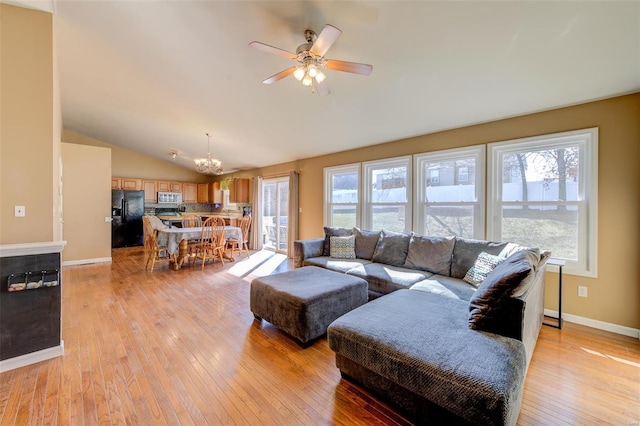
[413, 146, 486, 239]
[487, 128, 598, 277]
[323, 163, 361, 227]
[362, 156, 412, 232]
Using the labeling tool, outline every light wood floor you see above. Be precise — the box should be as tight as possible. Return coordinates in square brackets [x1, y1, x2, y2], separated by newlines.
[1, 247, 639, 425]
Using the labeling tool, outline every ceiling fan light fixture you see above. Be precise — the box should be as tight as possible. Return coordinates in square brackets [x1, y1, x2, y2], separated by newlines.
[293, 66, 305, 81]
[314, 70, 326, 83]
[302, 74, 313, 86]
[307, 66, 318, 78]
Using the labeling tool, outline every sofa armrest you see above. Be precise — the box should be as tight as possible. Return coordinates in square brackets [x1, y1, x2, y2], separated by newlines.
[293, 238, 325, 268]
[516, 262, 546, 369]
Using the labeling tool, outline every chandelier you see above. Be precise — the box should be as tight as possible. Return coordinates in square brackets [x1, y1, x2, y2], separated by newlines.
[194, 133, 223, 175]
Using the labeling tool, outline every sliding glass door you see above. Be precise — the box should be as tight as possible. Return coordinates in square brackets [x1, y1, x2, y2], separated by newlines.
[262, 177, 289, 254]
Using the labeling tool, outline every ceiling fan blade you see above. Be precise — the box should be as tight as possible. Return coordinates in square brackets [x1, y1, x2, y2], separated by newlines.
[314, 79, 330, 96]
[325, 59, 373, 76]
[249, 41, 297, 60]
[310, 24, 342, 57]
[262, 67, 296, 84]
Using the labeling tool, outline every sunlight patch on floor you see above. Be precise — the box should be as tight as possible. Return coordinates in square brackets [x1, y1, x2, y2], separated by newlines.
[227, 250, 288, 280]
[581, 347, 640, 368]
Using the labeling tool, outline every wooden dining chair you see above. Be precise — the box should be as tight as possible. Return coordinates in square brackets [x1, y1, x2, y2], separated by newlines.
[227, 215, 251, 259]
[181, 213, 202, 261]
[181, 213, 202, 228]
[142, 216, 171, 272]
[193, 216, 226, 270]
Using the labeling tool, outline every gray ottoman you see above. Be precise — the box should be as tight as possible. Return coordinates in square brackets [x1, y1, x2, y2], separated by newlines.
[250, 266, 368, 346]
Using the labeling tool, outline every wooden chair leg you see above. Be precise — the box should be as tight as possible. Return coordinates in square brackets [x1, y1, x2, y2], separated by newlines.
[150, 252, 157, 273]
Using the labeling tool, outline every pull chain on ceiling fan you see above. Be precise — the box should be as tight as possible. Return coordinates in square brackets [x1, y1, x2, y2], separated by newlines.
[249, 24, 373, 95]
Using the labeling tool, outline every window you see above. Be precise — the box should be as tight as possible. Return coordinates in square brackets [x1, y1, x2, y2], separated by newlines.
[414, 146, 485, 239]
[324, 163, 360, 228]
[487, 128, 598, 277]
[458, 166, 469, 183]
[429, 170, 440, 185]
[363, 156, 411, 232]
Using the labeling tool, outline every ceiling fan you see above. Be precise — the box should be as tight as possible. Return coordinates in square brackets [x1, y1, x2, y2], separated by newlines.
[249, 24, 373, 95]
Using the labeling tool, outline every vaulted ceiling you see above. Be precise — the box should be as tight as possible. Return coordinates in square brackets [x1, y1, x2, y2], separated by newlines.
[9, 1, 640, 173]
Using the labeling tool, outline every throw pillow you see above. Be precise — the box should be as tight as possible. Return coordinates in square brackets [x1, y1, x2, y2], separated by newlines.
[463, 252, 505, 287]
[330, 235, 356, 259]
[404, 234, 456, 275]
[450, 238, 509, 279]
[371, 230, 411, 267]
[468, 249, 538, 333]
[353, 228, 381, 260]
[323, 227, 353, 256]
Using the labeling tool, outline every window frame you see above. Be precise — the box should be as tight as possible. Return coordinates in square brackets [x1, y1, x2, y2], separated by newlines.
[413, 146, 486, 239]
[323, 163, 361, 228]
[362, 156, 412, 232]
[487, 128, 598, 277]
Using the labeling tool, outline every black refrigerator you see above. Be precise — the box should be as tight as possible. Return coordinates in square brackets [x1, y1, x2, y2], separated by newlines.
[112, 190, 144, 248]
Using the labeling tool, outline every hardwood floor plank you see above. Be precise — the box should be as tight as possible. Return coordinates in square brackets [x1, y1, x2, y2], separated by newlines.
[0, 247, 638, 425]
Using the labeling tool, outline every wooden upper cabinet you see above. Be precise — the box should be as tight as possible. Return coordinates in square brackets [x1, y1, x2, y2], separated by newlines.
[212, 182, 222, 204]
[142, 180, 157, 202]
[121, 178, 142, 191]
[169, 182, 182, 193]
[157, 181, 171, 192]
[229, 178, 250, 204]
[182, 183, 197, 203]
[197, 183, 211, 203]
[112, 177, 142, 190]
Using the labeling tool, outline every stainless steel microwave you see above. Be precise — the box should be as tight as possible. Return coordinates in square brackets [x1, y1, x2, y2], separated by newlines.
[157, 192, 182, 203]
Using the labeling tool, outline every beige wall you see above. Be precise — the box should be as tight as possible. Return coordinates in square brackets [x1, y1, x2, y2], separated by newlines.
[0, 4, 56, 244]
[61, 143, 111, 262]
[62, 129, 210, 183]
[234, 94, 640, 330]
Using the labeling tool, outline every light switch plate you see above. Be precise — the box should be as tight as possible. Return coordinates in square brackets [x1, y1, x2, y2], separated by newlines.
[15, 206, 25, 217]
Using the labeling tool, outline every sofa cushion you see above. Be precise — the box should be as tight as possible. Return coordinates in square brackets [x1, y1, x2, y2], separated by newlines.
[463, 252, 505, 287]
[323, 227, 353, 256]
[328, 289, 527, 426]
[404, 234, 455, 275]
[371, 230, 411, 267]
[330, 235, 356, 259]
[468, 248, 540, 333]
[451, 238, 510, 279]
[303, 256, 371, 274]
[353, 228, 381, 260]
[346, 263, 431, 295]
[410, 275, 478, 301]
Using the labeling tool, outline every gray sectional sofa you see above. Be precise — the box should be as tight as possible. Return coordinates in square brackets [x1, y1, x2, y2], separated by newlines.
[293, 227, 549, 425]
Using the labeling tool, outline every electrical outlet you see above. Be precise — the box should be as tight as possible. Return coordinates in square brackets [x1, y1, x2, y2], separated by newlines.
[578, 286, 588, 298]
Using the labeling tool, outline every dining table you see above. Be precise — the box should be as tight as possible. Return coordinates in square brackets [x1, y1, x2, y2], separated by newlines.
[157, 225, 243, 270]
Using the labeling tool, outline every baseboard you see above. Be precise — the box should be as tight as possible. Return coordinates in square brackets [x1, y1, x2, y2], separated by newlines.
[0, 341, 65, 373]
[545, 309, 640, 339]
[62, 257, 112, 266]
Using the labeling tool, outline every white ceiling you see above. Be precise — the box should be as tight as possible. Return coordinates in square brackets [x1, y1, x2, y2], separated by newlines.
[15, 1, 640, 173]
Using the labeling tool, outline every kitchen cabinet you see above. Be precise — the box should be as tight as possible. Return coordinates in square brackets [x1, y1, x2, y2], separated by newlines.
[112, 177, 142, 190]
[157, 180, 182, 193]
[182, 183, 197, 203]
[142, 180, 158, 202]
[229, 178, 250, 203]
[212, 182, 222, 204]
[197, 183, 212, 203]
[121, 178, 142, 191]
[157, 181, 171, 192]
